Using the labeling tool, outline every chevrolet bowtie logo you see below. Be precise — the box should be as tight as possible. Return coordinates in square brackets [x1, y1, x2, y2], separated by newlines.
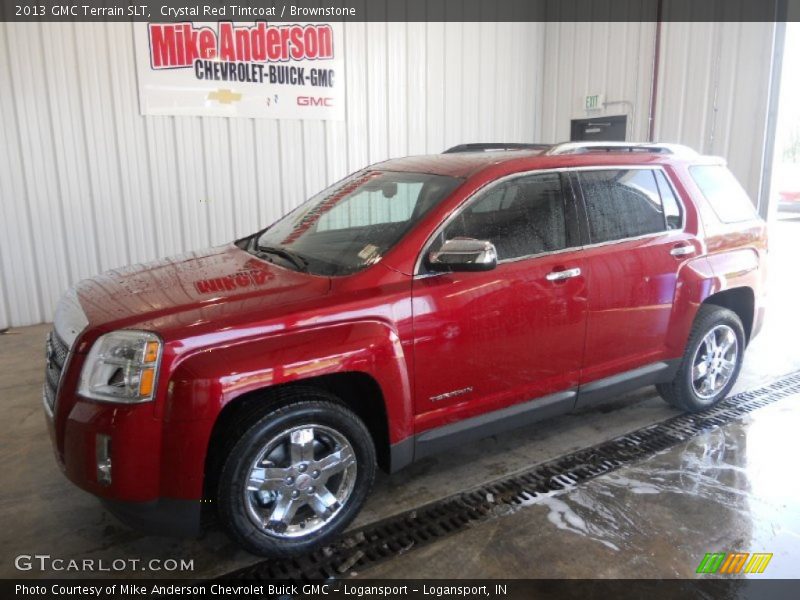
[208, 89, 242, 104]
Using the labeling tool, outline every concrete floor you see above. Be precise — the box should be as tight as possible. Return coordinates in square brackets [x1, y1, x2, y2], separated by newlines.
[1, 215, 799, 579]
[363, 397, 800, 579]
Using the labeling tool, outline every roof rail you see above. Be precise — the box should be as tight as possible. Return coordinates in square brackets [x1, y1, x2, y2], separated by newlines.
[545, 142, 698, 157]
[443, 143, 551, 154]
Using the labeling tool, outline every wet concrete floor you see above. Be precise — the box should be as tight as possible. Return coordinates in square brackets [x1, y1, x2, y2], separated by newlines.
[362, 396, 800, 578]
[1, 215, 798, 579]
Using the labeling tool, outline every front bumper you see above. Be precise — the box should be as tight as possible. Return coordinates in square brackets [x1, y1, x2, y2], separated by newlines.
[45, 387, 203, 537]
[46, 391, 163, 500]
[101, 497, 201, 537]
[44, 288, 204, 536]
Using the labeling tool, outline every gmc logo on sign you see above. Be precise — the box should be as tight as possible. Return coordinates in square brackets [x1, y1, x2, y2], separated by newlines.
[297, 96, 335, 107]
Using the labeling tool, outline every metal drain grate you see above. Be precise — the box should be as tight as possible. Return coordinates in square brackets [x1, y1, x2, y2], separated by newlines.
[223, 371, 800, 581]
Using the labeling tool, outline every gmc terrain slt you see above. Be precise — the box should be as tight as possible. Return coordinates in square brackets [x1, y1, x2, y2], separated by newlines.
[43, 142, 767, 556]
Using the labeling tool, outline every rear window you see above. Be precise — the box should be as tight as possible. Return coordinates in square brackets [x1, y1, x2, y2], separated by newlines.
[689, 165, 758, 223]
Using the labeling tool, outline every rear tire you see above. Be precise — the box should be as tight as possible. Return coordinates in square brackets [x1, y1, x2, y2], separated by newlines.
[217, 388, 376, 557]
[657, 305, 745, 412]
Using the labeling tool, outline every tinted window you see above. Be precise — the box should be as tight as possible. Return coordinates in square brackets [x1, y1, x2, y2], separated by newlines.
[317, 181, 423, 230]
[580, 169, 666, 243]
[253, 170, 462, 276]
[436, 172, 567, 261]
[689, 165, 757, 223]
[655, 170, 682, 230]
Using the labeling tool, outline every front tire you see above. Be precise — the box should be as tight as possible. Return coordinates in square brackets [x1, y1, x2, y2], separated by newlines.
[217, 389, 376, 557]
[657, 305, 745, 412]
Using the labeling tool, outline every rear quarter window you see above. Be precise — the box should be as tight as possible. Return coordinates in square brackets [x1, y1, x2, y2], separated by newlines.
[689, 165, 758, 223]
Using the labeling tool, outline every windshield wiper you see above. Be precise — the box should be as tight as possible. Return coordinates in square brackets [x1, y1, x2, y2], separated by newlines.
[255, 244, 310, 272]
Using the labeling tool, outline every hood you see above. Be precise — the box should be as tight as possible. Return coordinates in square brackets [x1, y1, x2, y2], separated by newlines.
[74, 245, 331, 340]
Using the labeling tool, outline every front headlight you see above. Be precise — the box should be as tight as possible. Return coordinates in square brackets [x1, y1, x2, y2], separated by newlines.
[78, 330, 162, 403]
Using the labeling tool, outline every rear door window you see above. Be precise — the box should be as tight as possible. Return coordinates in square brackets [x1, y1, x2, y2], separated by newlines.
[578, 169, 669, 244]
[689, 165, 757, 223]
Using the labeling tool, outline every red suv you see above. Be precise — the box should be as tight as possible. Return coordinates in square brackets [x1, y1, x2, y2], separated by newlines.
[43, 142, 767, 556]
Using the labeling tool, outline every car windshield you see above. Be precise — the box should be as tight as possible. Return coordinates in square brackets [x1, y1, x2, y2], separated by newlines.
[248, 170, 463, 276]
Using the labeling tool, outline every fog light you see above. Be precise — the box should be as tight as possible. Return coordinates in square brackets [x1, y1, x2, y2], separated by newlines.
[96, 434, 112, 485]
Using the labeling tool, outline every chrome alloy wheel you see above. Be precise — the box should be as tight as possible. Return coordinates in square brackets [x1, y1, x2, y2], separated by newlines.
[691, 324, 739, 400]
[244, 424, 357, 538]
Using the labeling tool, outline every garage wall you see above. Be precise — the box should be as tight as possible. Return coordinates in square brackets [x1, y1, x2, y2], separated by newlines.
[540, 18, 778, 208]
[0, 21, 545, 328]
[654, 21, 777, 210]
[540, 21, 657, 142]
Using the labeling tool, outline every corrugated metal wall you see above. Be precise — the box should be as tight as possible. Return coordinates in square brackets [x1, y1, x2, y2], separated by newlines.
[541, 20, 657, 141]
[540, 18, 778, 208]
[0, 20, 545, 328]
[654, 21, 777, 208]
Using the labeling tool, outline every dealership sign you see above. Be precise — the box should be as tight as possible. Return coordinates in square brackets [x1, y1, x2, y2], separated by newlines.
[134, 21, 344, 120]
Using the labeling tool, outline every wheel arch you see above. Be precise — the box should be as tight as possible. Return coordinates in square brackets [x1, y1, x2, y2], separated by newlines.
[668, 256, 757, 356]
[203, 372, 392, 501]
[158, 319, 413, 501]
[701, 286, 755, 344]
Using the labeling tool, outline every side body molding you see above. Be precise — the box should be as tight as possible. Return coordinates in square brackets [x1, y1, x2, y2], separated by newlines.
[396, 360, 680, 470]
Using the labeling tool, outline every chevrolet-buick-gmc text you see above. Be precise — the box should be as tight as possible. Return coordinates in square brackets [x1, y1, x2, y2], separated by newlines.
[43, 142, 767, 555]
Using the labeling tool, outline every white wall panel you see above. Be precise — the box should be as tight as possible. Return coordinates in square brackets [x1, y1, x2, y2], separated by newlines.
[406, 21, 428, 155]
[0, 19, 544, 327]
[386, 21, 409, 157]
[540, 19, 656, 142]
[366, 21, 389, 163]
[426, 21, 446, 152]
[0, 26, 44, 328]
[655, 21, 777, 208]
[4, 23, 72, 326]
[442, 21, 463, 149]
[460, 21, 481, 142]
[540, 15, 777, 207]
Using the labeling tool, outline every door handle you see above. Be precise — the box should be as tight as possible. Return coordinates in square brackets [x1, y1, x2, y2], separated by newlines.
[546, 267, 581, 281]
[670, 244, 695, 257]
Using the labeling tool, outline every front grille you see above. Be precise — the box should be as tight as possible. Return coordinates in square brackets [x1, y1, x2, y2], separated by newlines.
[44, 330, 70, 413]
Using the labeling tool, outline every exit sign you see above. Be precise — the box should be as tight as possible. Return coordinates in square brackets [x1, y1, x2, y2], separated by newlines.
[585, 94, 604, 110]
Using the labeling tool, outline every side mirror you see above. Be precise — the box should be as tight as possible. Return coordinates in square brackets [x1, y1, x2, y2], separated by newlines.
[427, 238, 498, 272]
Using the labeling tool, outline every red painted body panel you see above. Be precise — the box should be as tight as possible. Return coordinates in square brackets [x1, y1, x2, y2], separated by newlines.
[578, 164, 704, 383]
[579, 233, 692, 383]
[48, 149, 767, 512]
[160, 318, 413, 498]
[412, 251, 587, 432]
